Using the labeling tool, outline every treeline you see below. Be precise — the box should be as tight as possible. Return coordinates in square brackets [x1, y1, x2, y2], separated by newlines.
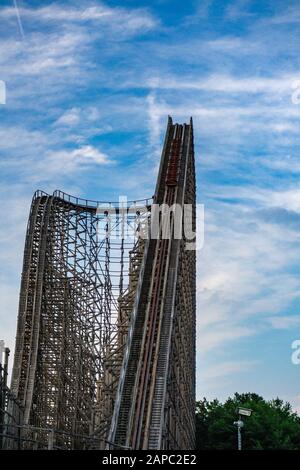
[196, 393, 300, 450]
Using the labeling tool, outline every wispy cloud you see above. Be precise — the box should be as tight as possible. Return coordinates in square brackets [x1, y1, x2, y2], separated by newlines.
[268, 315, 300, 329]
[265, 6, 300, 25]
[225, 0, 254, 20]
[144, 73, 298, 94]
[202, 360, 258, 380]
[2, 3, 158, 35]
[47, 145, 111, 169]
[197, 324, 256, 354]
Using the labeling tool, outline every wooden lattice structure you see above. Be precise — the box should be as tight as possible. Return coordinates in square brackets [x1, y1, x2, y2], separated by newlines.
[10, 117, 196, 449]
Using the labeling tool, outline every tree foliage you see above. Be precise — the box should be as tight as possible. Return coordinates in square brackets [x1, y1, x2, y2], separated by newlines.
[196, 393, 300, 450]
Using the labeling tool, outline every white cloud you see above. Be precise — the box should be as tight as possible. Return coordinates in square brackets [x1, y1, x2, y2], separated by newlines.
[183, 0, 214, 24]
[225, 0, 253, 20]
[266, 7, 300, 25]
[0, 125, 111, 187]
[146, 73, 297, 94]
[268, 315, 300, 329]
[146, 92, 164, 156]
[1, 3, 158, 34]
[197, 324, 256, 354]
[55, 108, 81, 126]
[202, 360, 257, 380]
[272, 190, 300, 213]
[262, 157, 300, 174]
[196, 188, 300, 367]
[47, 145, 110, 171]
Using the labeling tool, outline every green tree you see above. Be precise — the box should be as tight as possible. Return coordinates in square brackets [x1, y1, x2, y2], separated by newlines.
[196, 393, 300, 450]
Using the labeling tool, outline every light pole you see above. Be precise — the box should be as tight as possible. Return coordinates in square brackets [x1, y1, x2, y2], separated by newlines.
[233, 407, 252, 450]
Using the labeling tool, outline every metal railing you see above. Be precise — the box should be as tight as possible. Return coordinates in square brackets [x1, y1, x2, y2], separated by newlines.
[32, 189, 152, 210]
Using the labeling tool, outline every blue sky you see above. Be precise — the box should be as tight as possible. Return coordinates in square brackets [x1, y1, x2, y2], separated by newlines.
[1, 0, 300, 411]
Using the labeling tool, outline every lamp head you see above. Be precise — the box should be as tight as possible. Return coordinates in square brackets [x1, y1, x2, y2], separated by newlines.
[236, 407, 252, 417]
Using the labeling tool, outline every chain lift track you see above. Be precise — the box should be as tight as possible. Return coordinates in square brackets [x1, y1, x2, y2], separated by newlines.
[108, 117, 196, 450]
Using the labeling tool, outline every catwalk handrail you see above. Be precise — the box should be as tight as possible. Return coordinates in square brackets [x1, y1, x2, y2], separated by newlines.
[33, 189, 152, 209]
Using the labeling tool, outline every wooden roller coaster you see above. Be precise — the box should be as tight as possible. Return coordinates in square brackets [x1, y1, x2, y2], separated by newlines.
[5, 117, 196, 450]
